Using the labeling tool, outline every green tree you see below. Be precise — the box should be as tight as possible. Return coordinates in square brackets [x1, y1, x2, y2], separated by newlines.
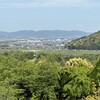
[55, 58, 93, 100]
[91, 58, 100, 90]
[33, 56, 60, 100]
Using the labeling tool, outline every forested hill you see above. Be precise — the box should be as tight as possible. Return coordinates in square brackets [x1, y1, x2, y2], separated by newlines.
[0, 30, 89, 39]
[66, 31, 100, 50]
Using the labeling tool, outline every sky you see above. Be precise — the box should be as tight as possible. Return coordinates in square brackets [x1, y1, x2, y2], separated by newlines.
[0, 0, 100, 32]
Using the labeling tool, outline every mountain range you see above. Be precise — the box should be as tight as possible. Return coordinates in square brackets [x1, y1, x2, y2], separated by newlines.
[66, 31, 100, 50]
[0, 30, 90, 40]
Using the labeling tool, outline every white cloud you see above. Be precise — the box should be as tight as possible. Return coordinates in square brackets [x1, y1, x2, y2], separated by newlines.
[0, 0, 100, 8]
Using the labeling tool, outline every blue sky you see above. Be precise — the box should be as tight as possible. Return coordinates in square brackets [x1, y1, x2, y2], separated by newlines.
[0, 0, 100, 32]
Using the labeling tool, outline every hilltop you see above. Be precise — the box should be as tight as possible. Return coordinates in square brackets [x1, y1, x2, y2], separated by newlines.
[66, 31, 100, 50]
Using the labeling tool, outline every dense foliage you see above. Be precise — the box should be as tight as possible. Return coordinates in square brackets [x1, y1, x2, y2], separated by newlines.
[0, 51, 100, 100]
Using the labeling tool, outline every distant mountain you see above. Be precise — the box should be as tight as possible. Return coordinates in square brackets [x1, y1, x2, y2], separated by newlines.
[0, 30, 90, 40]
[66, 31, 100, 50]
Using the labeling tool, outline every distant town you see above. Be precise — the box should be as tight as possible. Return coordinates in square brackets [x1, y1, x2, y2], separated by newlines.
[0, 38, 72, 50]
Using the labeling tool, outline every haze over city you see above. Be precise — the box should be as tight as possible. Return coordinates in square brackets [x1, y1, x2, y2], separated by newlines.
[0, 0, 100, 32]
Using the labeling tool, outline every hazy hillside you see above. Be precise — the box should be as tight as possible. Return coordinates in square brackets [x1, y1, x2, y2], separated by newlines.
[0, 30, 90, 40]
[66, 31, 100, 50]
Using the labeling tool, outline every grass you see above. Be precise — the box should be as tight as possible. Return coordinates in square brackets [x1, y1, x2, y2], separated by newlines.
[39, 49, 100, 56]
